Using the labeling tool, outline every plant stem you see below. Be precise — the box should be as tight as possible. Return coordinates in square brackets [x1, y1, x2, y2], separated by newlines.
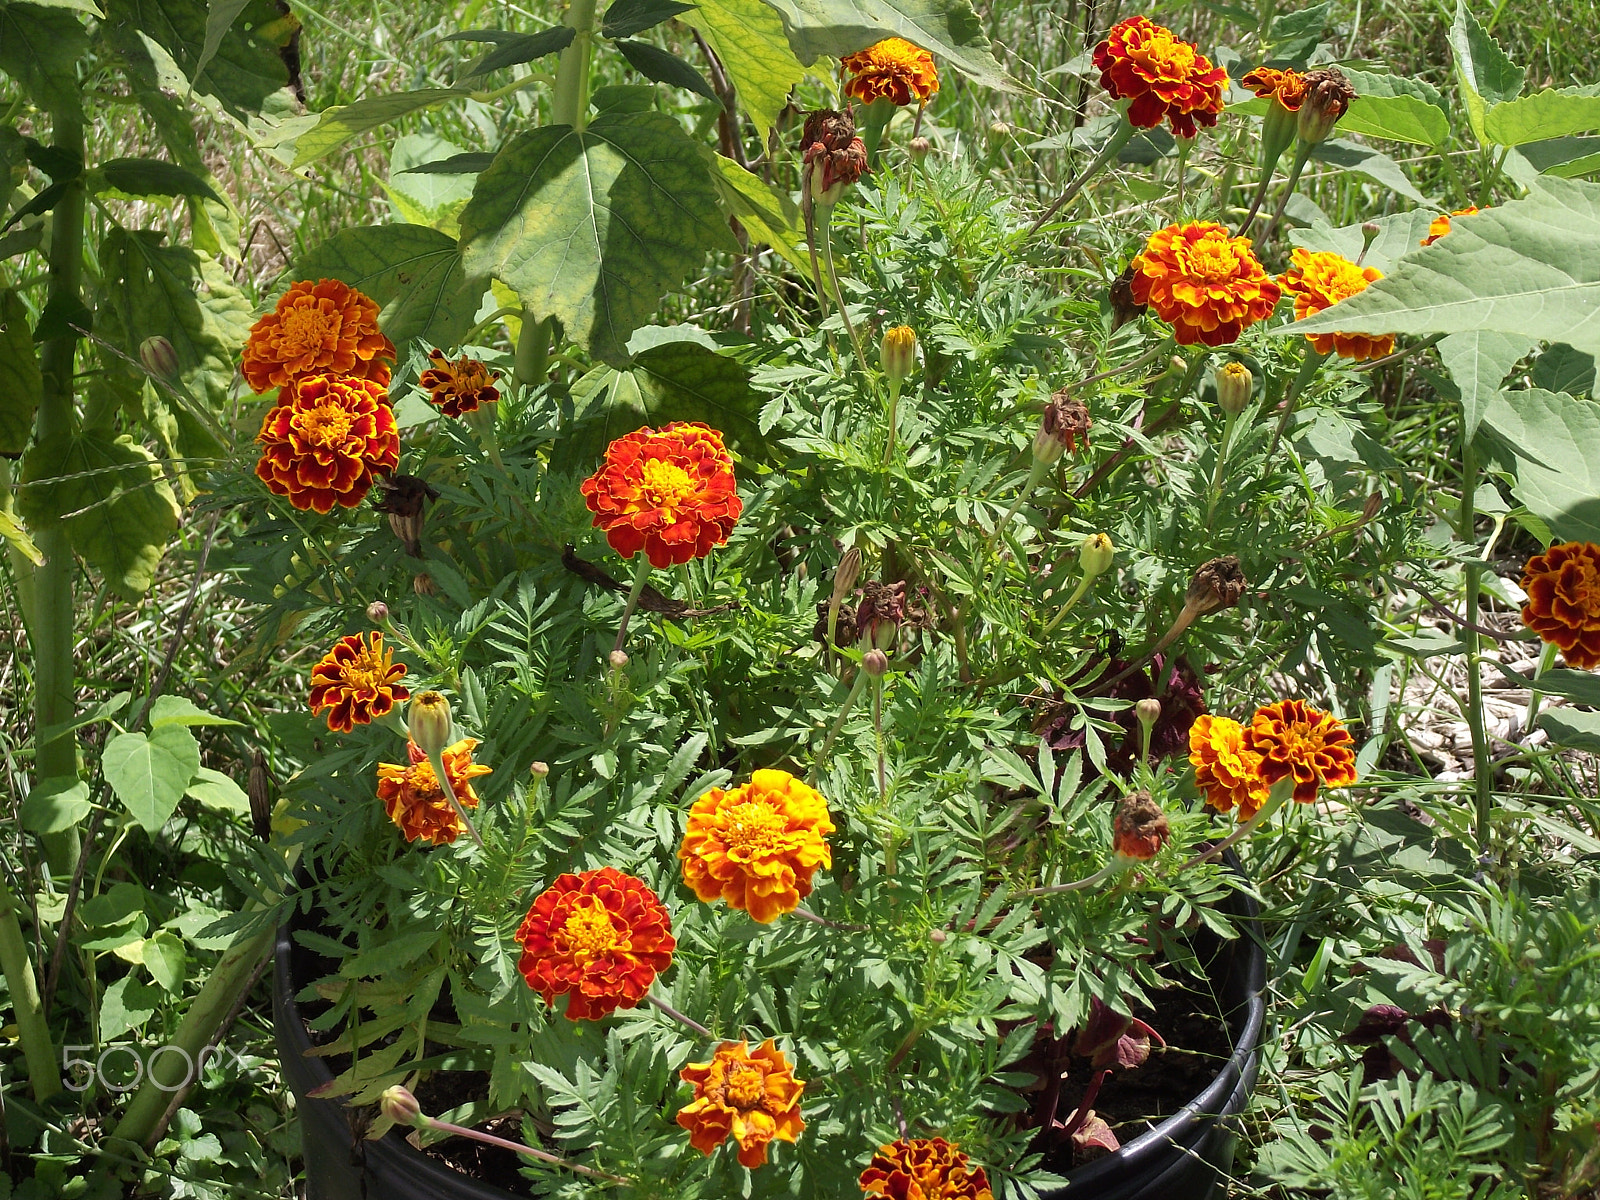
[611, 554, 653, 656]
[1459, 435, 1495, 859]
[1174, 135, 1191, 215]
[513, 312, 552, 386]
[818, 203, 869, 375]
[1017, 857, 1131, 898]
[1269, 345, 1331, 453]
[793, 907, 867, 932]
[0, 879, 60, 1100]
[425, 747, 485, 849]
[1040, 572, 1094, 635]
[1204, 409, 1239, 525]
[872, 675, 886, 802]
[1180, 789, 1289, 872]
[883, 377, 902, 464]
[1522, 642, 1558, 742]
[814, 669, 869, 779]
[421, 1116, 631, 1184]
[1025, 115, 1136, 238]
[550, 0, 599, 129]
[1255, 141, 1313, 251]
[984, 458, 1049, 558]
[646, 992, 714, 1039]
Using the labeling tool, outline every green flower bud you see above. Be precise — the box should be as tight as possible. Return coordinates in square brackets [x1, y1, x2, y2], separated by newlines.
[880, 325, 917, 385]
[862, 648, 889, 677]
[380, 1085, 424, 1127]
[139, 335, 178, 380]
[1216, 362, 1253, 416]
[1080, 533, 1115, 579]
[407, 691, 453, 758]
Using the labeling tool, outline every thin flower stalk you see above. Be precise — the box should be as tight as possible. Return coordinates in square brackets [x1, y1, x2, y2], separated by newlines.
[647, 992, 715, 1040]
[612, 554, 653, 656]
[422, 745, 485, 850]
[1180, 785, 1291, 871]
[1204, 408, 1240, 526]
[1254, 141, 1313, 251]
[1269, 345, 1332, 453]
[818, 203, 870, 375]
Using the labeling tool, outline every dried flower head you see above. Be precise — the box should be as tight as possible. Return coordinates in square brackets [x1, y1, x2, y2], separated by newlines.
[1130, 223, 1281, 347]
[1042, 390, 1092, 455]
[375, 738, 491, 845]
[254, 374, 399, 513]
[580, 423, 742, 569]
[800, 109, 870, 203]
[418, 350, 500, 417]
[1111, 791, 1170, 861]
[516, 867, 675, 1020]
[1108, 263, 1149, 331]
[680, 770, 835, 923]
[372, 474, 440, 558]
[1521, 541, 1600, 668]
[1422, 206, 1480, 246]
[677, 1039, 805, 1168]
[1296, 67, 1356, 143]
[307, 631, 409, 732]
[1188, 713, 1270, 820]
[841, 37, 940, 107]
[1248, 699, 1359, 804]
[856, 579, 907, 651]
[1186, 555, 1249, 616]
[1278, 248, 1394, 361]
[1092, 16, 1228, 138]
[859, 1137, 993, 1200]
[242, 278, 394, 394]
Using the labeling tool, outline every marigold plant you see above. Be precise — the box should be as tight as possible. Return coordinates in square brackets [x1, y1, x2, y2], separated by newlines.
[418, 350, 500, 417]
[1240, 65, 1309, 110]
[1092, 16, 1227, 137]
[254, 374, 400, 513]
[307, 631, 408, 732]
[1189, 713, 1270, 820]
[680, 770, 834, 922]
[1520, 541, 1600, 668]
[1130, 222, 1281, 346]
[516, 867, 675, 1020]
[1278, 248, 1395, 361]
[859, 1137, 994, 1200]
[374, 738, 491, 846]
[1248, 699, 1359, 804]
[676, 1039, 805, 1168]
[841, 37, 939, 106]
[241, 278, 395, 393]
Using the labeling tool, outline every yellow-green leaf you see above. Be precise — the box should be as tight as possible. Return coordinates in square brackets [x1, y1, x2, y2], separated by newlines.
[682, 0, 805, 140]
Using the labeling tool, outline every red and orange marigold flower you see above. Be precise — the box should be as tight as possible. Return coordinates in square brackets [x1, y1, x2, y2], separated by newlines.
[242, 278, 395, 394]
[254, 373, 400, 513]
[1520, 541, 1600, 668]
[375, 738, 492, 845]
[1130, 222, 1281, 346]
[1093, 16, 1228, 138]
[680, 770, 834, 923]
[842, 38, 939, 107]
[1278, 248, 1394, 361]
[1240, 65, 1309, 110]
[859, 1137, 994, 1200]
[418, 350, 500, 418]
[1249, 700, 1358, 804]
[1188, 714, 1270, 821]
[308, 631, 408, 732]
[580, 423, 742, 568]
[677, 1039, 805, 1168]
[516, 867, 675, 1021]
[1422, 206, 1479, 246]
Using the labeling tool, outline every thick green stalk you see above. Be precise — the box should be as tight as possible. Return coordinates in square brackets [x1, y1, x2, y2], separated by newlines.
[551, 0, 599, 129]
[0, 880, 61, 1101]
[514, 313, 552, 386]
[1459, 437, 1494, 858]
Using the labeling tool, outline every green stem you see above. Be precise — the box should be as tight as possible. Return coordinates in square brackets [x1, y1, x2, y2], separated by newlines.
[426, 746, 484, 849]
[814, 669, 869, 780]
[1256, 140, 1313, 251]
[1174, 135, 1191, 216]
[611, 554, 653, 656]
[1180, 786, 1290, 871]
[514, 312, 552, 387]
[1040, 572, 1094, 635]
[818, 204, 869, 375]
[883, 377, 902, 464]
[1269, 345, 1331, 453]
[550, 0, 599, 129]
[0, 879, 60, 1101]
[984, 457, 1050, 558]
[1204, 409, 1239, 525]
[1025, 114, 1136, 239]
[1522, 641, 1558, 743]
[421, 1115, 631, 1184]
[1460, 436, 1495, 859]
[461, 306, 521, 353]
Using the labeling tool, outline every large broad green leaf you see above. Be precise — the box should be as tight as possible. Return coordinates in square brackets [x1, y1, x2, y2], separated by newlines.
[96, 158, 223, 204]
[1308, 139, 1428, 205]
[291, 89, 466, 169]
[1480, 388, 1600, 543]
[1538, 708, 1600, 753]
[1449, 0, 1524, 145]
[1484, 87, 1600, 147]
[703, 149, 812, 279]
[1342, 68, 1443, 109]
[1520, 136, 1600, 180]
[1282, 178, 1600, 359]
[460, 111, 738, 366]
[384, 134, 478, 234]
[1339, 94, 1450, 147]
[1289, 209, 1434, 274]
[20, 776, 91, 835]
[0, 3, 91, 118]
[683, 0, 805, 141]
[0, 289, 42, 455]
[601, 0, 695, 39]
[758, 0, 1008, 91]
[101, 723, 200, 832]
[103, 19, 206, 168]
[1437, 331, 1537, 437]
[1530, 343, 1596, 396]
[615, 39, 720, 104]
[294, 224, 478, 351]
[17, 430, 182, 596]
[110, 0, 297, 119]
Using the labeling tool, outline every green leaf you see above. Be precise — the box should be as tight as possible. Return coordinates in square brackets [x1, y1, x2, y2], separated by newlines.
[101, 724, 201, 832]
[682, 0, 803, 140]
[1530, 343, 1596, 396]
[1339, 94, 1451, 146]
[1484, 87, 1600, 147]
[1280, 178, 1600, 360]
[615, 39, 720, 104]
[384, 134, 478, 233]
[0, 507, 42, 566]
[16, 430, 182, 596]
[1342, 68, 1443, 108]
[141, 930, 187, 991]
[1437, 331, 1537, 437]
[602, 0, 696, 39]
[399, 152, 497, 175]
[1308, 139, 1428, 205]
[112, 0, 297, 119]
[97, 157, 223, 204]
[460, 111, 738, 366]
[0, 289, 41, 456]
[703, 150, 812, 278]
[1519, 135, 1600, 179]
[1538, 707, 1600, 753]
[449, 26, 574, 78]
[757, 0, 1008, 91]
[0, 3, 90, 118]
[3, 180, 71, 233]
[82, 883, 149, 929]
[1480, 388, 1600, 543]
[1495, 663, 1600, 707]
[20, 776, 91, 835]
[294, 224, 478, 351]
[185, 766, 250, 814]
[101, 974, 162, 1040]
[193, 0, 255, 85]
[1289, 209, 1435, 274]
[1449, 0, 1524, 144]
[291, 89, 466, 169]
[150, 695, 242, 728]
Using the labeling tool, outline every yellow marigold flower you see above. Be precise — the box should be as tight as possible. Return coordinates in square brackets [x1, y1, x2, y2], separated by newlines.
[1188, 714, 1269, 821]
[1421, 206, 1480, 246]
[418, 350, 500, 418]
[307, 631, 408, 732]
[1278, 248, 1394, 361]
[842, 38, 939, 107]
[1130, 222, 1281, 347]
[859, 1137, 993, 1200]
[1248, 699, 1358, 804]
[677, 1039, 805, 1168]
[242, 278, 395, 394]
[1240, 65, 1308, 111]
[1521, 541, 1600, 668]
[680, 770, 834, 922]
[375, 739, 491, 845]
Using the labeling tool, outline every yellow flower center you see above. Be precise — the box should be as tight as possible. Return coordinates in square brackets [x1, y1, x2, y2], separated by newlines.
[339, 647, 390, 694]
[720, 801, 789, 857]
[401, 761, 445, 804]
[722, 1061, 766, 1109]
[639, 457, 698, 511]
[294, 401, 355, 447]
[278, 302, 337, 356]
[1131, 29, 1195, 79]
[1181, 234, 1244, 281]
[561, 898, 620, 963]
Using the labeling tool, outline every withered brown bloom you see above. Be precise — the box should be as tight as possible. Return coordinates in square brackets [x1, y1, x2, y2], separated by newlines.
[372, 474, 441, 558]
[1042, 391, 1092, 456]
[800, 109, 870, 203]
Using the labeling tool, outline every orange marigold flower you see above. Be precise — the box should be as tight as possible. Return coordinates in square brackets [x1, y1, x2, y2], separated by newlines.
[254, 374, 400, 513]
[1421, 206, 1480, 246]
[516, 867, 675, 1021]
[580, 422, 742, 569]
[680, 770, 834, 923]
[1240, 65, 1308, 110]
[677, 1039, 805, 1168]
[1188, 714, 1270, 821]
[859, 1137, 994, 1200]
[418, 350, 500, 418]
[1092, 16, 1228, 138]
[1130, 222, 1281, 347]
[1278, 248, 1394, 361]
[242, 278, 395, 394]
[842, 38, 939, 107]
[1248, 699, 1358, 804]
[308, 631, 408, 732]
[375, 738, 491, 846]
[1520, 541, 1600, 669]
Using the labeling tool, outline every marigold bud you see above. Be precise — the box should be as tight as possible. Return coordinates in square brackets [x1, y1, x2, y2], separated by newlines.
[407, 691, 453, 758]
[801, 109, 870, 205]
[928, 928, 948, 943]
[366, 601, 389, 625]
[413, 572, 436, 597]
[1296, 68, 1355, 145]
[1080, 533, 1115, 579]
[531, 760, 549, 778]
[1111, 791, 1170, 861]
[1135, 698, 1161, 730]
[862, 648, 889, 677]
[379, 1085, 424, 1127]
[1032, 422, 1066, 466]
[1216, 362, 1253, 415]
[139, 335, 178, 380]
[881, 325, 917, 385]
[908, 136, 931, 161]
[609, 649, 629, 671]
[1186, 555, 1248, 616]
[373, 474, 440, 559]
[832, 546, 862, 608]
[987, 120, 1011, 142]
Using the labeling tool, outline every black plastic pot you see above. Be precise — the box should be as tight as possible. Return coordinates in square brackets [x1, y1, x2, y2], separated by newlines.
[276, 884, 1264, 1200]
